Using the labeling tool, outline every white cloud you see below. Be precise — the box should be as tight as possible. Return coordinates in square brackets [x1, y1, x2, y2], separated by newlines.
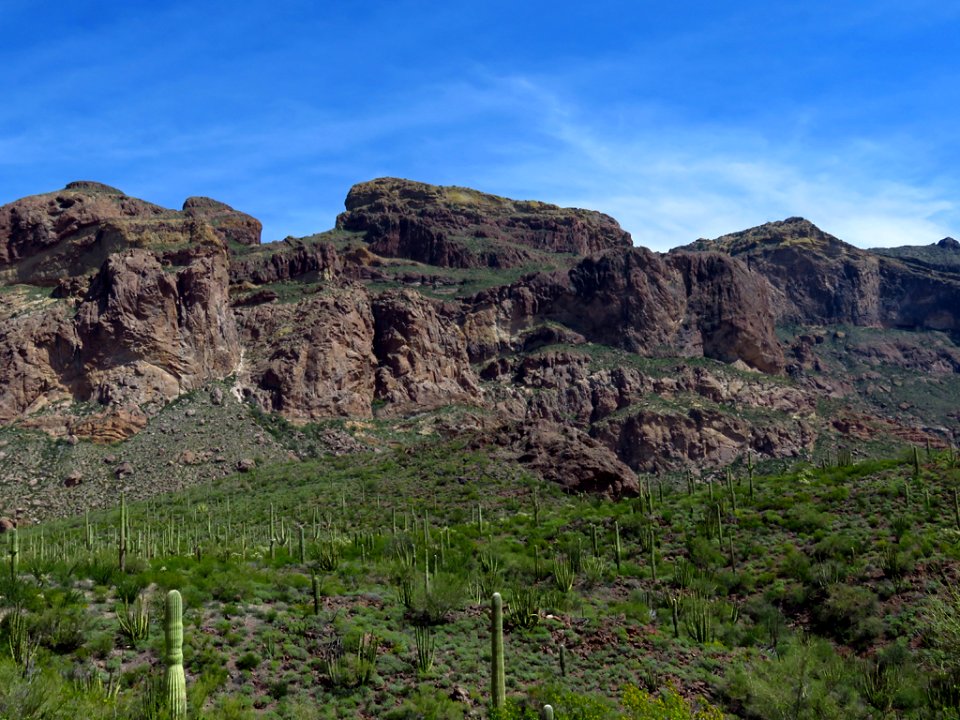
[454, 75, 959, 251]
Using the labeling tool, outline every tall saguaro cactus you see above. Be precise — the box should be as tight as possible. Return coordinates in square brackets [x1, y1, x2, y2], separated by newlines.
[491, 592, 505, 711]
[164, 590, 187, 719]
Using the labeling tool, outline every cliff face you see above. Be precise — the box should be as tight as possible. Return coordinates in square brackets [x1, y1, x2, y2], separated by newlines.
[1, 178, 957, 496]
[684, 217, 960, 335]
[0, 181, 261, 286]
[335, 177, 633, 268]
[462, 247, 783, 373]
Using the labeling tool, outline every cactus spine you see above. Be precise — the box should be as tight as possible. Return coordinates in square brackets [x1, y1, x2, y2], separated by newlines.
[491, 592, 505, 711]
[164, 590, 187, 719]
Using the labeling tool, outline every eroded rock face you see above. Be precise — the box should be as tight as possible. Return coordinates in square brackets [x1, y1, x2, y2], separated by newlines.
[2, 178, 955, 497]
[182, 196, 262, 247]
[477, 421, 639, 498]
[463, 248, 784, 373]
[593, 408, 813, 473]
[0, 208, 241, 426]
[0, 182, 260, 287]
[229, 239, 340, 286]
[481, 349, 816, 472]
[372, 290, 481, 413]
[75, 247, 240, 407]
[336, 177, 632, 268]
[235, 288, 378, 419]
[686, 217, 960, 334]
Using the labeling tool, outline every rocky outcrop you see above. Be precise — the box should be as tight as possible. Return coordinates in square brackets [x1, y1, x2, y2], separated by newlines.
[336, 177, 632, 268]
[481, 349, 815, 471]
[0, 302, 79, 423]
[371, 290, 481, 413]
[0, 181, 258, 286]
[229, 239, 341, 286]
[872, 236, 960, 273]
[2, 178, 956, 494]
[463, 248, 784, 373]
[182, 196, 261, 247]
[70, 409, 148, 443]
[235, 288, 378, 419]
[75, 247, 240, 407]
[686, 217, 960, 335]
[0, 239, 240, 426]
[477, 421, 639, 498]
[593, 408, 813, 473]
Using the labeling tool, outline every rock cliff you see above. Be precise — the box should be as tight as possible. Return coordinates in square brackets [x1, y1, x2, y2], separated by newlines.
[1, 179, 957, 500]
[336, 177, 632, 268]
[685, 217, 960, 335]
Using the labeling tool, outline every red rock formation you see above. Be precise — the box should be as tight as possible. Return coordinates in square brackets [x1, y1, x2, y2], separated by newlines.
[182, 196, 261, 247]
[476, 421, 639, 498]
[463, 247, 784, 373]
[75, 246, 240, 407]
[235, 287, 378, 419]
[371, 290, 481, 413]
[336, 177, 632, 268]
[686, 217, 960, 334]
[229, 239, 341, 286]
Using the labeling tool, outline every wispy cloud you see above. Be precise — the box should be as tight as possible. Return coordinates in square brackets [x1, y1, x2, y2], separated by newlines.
[444, 75, 959, 250]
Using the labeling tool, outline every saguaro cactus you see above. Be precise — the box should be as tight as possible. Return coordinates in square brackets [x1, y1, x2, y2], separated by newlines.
[491, 592, 505, 711]
[164, 590, 187, 719]
[542, 705, 554, 720]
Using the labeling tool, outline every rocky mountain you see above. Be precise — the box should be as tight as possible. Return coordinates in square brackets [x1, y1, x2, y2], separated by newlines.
[871, 236, 960, 273]
[1, 178, 958, 520]
[683, 218, 960, 334]
[335, 177, 632, 268]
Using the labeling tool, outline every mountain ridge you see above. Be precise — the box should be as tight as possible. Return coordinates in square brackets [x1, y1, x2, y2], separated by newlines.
[1, 177, 957, 521]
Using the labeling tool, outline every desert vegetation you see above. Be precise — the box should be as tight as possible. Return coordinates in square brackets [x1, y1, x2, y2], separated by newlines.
[2, 441, 960, 718]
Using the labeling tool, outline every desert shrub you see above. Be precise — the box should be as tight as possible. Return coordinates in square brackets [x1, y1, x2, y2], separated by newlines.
[621, 682, 723, 719]
[811, 583, 882, 649]
[724, 637, 867, 719]
[384, 686, 465, 720]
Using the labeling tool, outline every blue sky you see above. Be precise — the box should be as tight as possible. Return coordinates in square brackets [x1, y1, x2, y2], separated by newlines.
[1, 1, 958, 250]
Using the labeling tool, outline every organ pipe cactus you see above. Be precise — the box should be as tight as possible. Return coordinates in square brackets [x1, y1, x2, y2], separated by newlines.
[491, 592, 505, 711]
[119, 494, 127, 572]
[954, 489, 960, 530]
[670, 594, 681, 638]
[9, 527, 18, 584]
[164, 590, 187, 719]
